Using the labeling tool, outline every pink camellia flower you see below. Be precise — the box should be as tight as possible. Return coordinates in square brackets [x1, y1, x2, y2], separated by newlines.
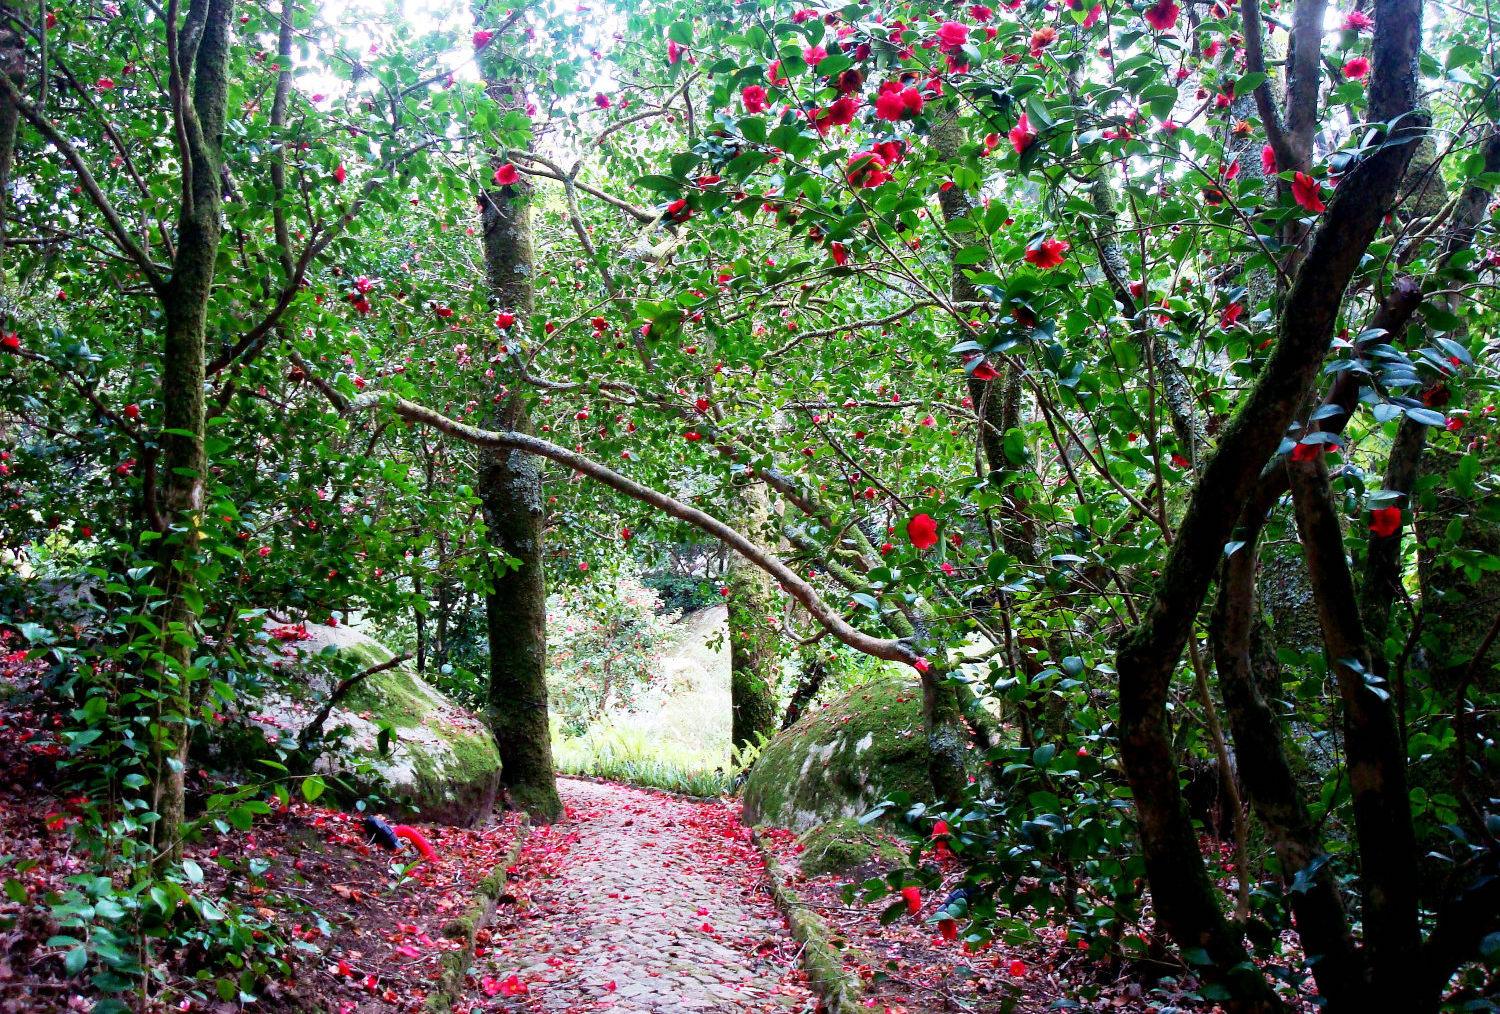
[803, 44, 828, 66]
[741, 84, 768, 113]
[96, 77, 115, 91]
[1143, 0, 1180, 31]
[1342, 56, 1369, 79]
[1343, 9, 1373, 31]
[594, 93, 612, 109]
[472, 29, 493, 49]
[1009, 112, 1037, 153]
[493, 163, 519, 186]
[667, 39, 687, 64]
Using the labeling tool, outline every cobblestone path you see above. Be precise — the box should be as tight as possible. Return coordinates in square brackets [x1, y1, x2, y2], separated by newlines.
[470, 778, 817, 1012]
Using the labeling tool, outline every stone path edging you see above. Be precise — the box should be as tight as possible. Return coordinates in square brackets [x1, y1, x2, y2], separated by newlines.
[750, 827, 866, 1014]
[426, 818, 531, 1012]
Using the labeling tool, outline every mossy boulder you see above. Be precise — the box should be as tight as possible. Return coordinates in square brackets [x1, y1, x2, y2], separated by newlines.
[742, 670, 930, 832]
[227, 622, 502, 826]
[794, 817, 906, 877]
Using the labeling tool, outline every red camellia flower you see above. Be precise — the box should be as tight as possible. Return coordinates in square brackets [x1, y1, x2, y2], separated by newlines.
[936, 20, 969, 50]
[683, 431, 703, 442]
[1024, 236, 1069, 269]
[1005, 114, 1036, 156]
[123, 403, 140, 420]
[1261, 143, 1277, 175]
[96, 77, 115, 91]
[333, 163, 346, 184]
[846, 150, 892, 188]
[741, 84, 768, 113]
[830, 242, 849, 266]
[874, 84, 924, 121]
[1008, 959, 1028, 977]
[1292, 171, 1326, 213]
[434, 305, 453, 318]
[1143, 0, 1180, 31]
[594, 93, 612, 109]
[900, 886, 923, 915]
[906, 512, 939, 549]
[1369, 506, 1402, 537]
[1343, 9, 1374, 31]
[1290, 441, 1323, 462]
[1342, 56, 1369, 79]
[664, 198, 693, 223]
[1220, 302, 1243, 328]
[1, 332, 18, 351]
[939, 919, 959, 942]
[493, 163, 519, 186]
[473, 29, 494, 49]
[495, 311, 516, 329]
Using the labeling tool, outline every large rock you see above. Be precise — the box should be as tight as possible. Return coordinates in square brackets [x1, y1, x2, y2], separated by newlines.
[742, 670, 930, 832]
[222, 622, 502, 827]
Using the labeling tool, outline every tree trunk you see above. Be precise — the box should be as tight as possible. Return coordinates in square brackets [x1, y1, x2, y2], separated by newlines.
[479, 400, 561, 822]
[728, 482, 780, 751]
[473, 60, 560, 821]
[149, 0, 234, 871]
[780, 648, 828, 730]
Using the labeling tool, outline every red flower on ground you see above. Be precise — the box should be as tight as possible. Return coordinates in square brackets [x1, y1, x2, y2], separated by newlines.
[1291, 171, 1326, 213]
[1369, 506, 1401, 537]
[1024, 236, 1069, 269]
[1143, 0, 1180, 31]
[906, 513, 939, 549]
[900, 886, 923, 915]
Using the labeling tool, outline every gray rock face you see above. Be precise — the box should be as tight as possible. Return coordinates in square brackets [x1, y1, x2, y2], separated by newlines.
[228, 621, 503, 826]
[742, 670, 931, 832]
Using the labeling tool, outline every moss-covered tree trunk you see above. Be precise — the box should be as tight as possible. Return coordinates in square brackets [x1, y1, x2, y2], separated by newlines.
[149, 0, 233, 869]
[473, 57, 561, 822]
[0, 3, 23, 277]
[728, 482, 779, 750]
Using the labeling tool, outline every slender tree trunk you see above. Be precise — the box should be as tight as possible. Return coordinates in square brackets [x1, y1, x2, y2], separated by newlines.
[149, 0, 233, 871]
[0, 3, 23, 279]
[780, 648, 828, 730]
[728, 482, 780, 750]
[473, 57, 561, 822]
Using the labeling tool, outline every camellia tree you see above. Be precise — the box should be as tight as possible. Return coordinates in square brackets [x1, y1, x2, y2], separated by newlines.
[2, 0, 1499, 1008]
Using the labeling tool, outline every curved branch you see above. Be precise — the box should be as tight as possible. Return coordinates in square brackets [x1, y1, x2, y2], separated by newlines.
[346, 392, 918, 665]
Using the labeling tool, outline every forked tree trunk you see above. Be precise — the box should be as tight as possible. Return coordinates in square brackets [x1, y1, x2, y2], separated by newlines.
[473, 57, 561, 822]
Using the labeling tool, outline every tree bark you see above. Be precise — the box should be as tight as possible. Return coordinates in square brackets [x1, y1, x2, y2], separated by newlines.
[728, 482, 780, 750]
[142, 0, 234, 871]
[1113, 0, 1423, 1002]
[473, 74, 561, 820]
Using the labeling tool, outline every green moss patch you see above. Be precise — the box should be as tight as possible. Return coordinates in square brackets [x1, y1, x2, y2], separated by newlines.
[743, 669, 930, 831]
[795, 817, 905, 877]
